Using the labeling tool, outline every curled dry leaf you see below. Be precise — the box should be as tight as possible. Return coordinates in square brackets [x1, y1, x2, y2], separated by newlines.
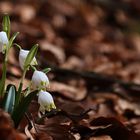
[0, 109, 27, 140]
[90, 117, 140, 140]
[61, 56, 84, 69]
[116, 99, 140, 115]
[89, 135, 112, 140]
[39, 40, 66, 65]
[29, 123, 75, 140]
[25, 123, 52, 140]
[49, 81, 87, 101]
[25, 123, 35, 140]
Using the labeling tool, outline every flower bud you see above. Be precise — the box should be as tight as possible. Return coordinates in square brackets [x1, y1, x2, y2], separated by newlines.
[31, 70, 49, 90]
[0, 31, 8, 53]
[19, 49, 37, 70]
[38, 90, 56, 112]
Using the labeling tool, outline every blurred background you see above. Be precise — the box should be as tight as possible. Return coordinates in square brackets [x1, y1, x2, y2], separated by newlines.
[0, 0, 140, 84]
[0, 1, 140, 139]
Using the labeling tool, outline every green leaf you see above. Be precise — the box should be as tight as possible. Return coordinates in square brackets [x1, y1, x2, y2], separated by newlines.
[2, 14, 10, 38]
[12, 90, 38, 128]
[42, 68, 51, 73]
[2, 85, 16, 114]
[0, 60, 7, 97]
[9, 32, 19, 48]
[24, 44, 38, 70]
[15, 82, 23, 108]
[14, 43, 21, 50]
[30, 65, 37, 72]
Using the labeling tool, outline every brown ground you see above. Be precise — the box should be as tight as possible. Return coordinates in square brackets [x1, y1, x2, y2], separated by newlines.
[1, 0, 140, 139]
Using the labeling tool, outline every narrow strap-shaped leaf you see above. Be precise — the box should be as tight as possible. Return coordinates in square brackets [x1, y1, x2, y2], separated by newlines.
[9, 32, 19, 48]
[12, 90, 38, 128]
[24, 44, 38, 69]
[15, 82, 23, 108]
[42, 68, 51, 73]
[3, 85, 16, 114]
[2, 14, 10, 38]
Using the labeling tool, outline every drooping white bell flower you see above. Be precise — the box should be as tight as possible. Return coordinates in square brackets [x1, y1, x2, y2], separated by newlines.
[0, 31, 9, 53]
[32, 70, 49, 90]
[19, 49, 37, 70]
[38, 90, 56, 112]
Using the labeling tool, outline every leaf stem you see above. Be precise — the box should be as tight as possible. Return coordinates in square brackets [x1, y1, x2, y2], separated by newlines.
[20, 69, 26, 84]
[0, 51, 8, 97]
[15, 69, 27, 106]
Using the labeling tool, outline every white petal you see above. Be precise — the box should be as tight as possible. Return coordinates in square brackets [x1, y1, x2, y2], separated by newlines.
[19, 49, 37, 70]
[0, 31, 8, 53]
[32, 70, 49, 90]
[38, 90, 56, 111]
[0, 31, 8, 45]
[19, 49, 29, 69]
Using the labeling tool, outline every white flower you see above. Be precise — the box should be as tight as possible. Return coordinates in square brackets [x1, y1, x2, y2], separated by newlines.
[38, 90, 56, 112]
[19, 49, 37, 70]
[0, 31, 8, 53]
[32, 70, 49, 90]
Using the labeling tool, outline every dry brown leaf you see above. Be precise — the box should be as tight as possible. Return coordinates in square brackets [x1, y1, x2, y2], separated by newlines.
[116, 99, 140, 115]
[61, 56, 84, 69]
[15, 4, 36, 23]
[0, 2, 14, 13]
[39, 41, 66, 65]
[0, 109, 27, 140]
[89, 135, 112, 140]
[50, 81, 87, 101]
[34, 123, 75, 140]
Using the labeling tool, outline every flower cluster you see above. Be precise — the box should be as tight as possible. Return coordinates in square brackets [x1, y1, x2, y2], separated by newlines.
[18, 48, 56, 113]
[0, 14, 56, 127]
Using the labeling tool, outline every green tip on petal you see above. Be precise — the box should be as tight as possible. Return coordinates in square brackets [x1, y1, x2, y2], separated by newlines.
[45, 103, 56, 112]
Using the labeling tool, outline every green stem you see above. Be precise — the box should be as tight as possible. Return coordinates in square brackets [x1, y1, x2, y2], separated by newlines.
[0, 53, 8, 97]
[15, 69, 27, 107]
[20, 69, 26, 85]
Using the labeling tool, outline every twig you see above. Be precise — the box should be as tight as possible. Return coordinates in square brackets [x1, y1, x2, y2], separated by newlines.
[36, 108, 96, 124]
[48, 65, 140, 100]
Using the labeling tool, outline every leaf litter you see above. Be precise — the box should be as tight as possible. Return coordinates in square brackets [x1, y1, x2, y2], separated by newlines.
[1, 0, 140, 139]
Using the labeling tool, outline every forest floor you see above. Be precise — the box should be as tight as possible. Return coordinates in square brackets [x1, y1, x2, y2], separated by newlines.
[1, 0, 140, 139]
